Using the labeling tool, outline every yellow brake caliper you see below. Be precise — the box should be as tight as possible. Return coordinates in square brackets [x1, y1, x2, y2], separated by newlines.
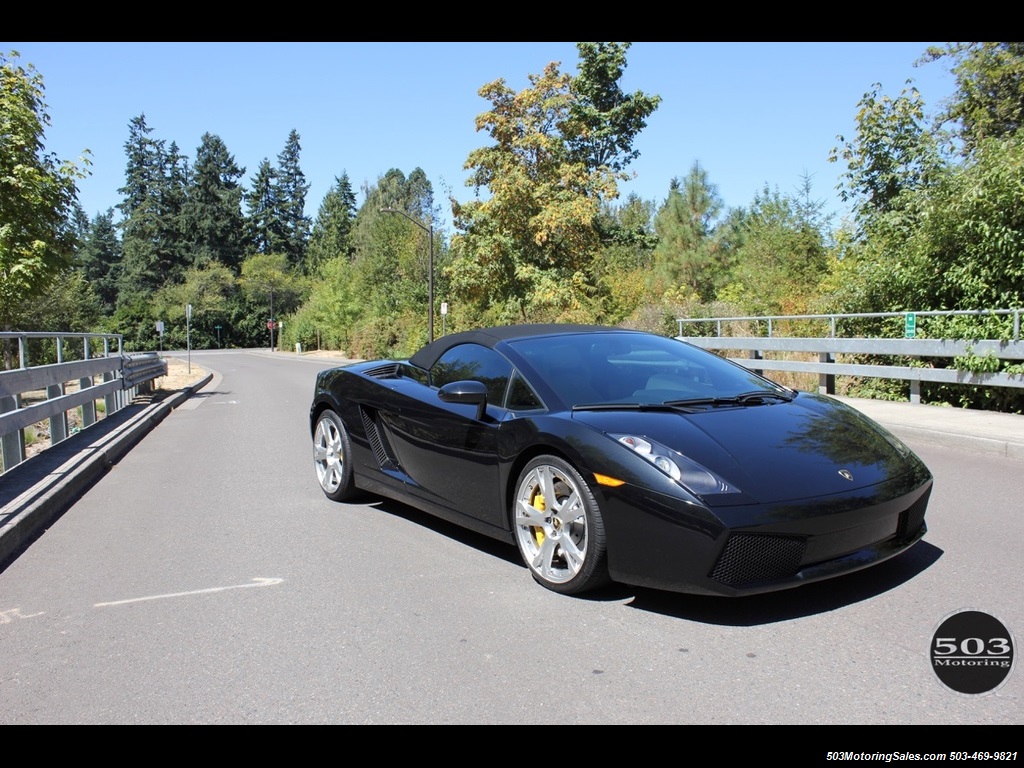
[531, 491, 546, 546]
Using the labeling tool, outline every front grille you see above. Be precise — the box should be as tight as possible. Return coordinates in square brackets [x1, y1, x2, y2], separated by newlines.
[710, 533, 807, 586]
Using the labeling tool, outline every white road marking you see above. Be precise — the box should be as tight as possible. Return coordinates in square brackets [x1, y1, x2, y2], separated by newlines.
[0, 608, 45, 623]
[94, 577, 283, 607]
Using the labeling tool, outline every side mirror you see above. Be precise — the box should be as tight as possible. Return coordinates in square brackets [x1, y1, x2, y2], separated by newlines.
[438, 380, 488, 420]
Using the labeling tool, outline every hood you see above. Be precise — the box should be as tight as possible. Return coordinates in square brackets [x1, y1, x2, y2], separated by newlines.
[572, 392, 922, 504]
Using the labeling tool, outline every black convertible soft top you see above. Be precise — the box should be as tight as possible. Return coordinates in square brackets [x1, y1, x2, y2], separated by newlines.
[407, 323, 626, 371]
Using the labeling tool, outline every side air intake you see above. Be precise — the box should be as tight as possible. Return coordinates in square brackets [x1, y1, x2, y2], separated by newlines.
[359, 407, 399, 470]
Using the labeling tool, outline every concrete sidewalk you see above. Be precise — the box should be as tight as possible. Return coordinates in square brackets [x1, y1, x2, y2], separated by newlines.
[0, 373, 213, 568]
[833, 395, 1024, 461]
[1, 379, 1022, 570]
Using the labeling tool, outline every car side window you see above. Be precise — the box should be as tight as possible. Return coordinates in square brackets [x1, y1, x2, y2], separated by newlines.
[506, 370, 544, 411]
[431, 344, 512, 406]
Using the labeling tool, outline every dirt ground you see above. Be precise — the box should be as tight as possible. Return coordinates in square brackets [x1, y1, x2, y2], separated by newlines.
[157, 356, 210, 392]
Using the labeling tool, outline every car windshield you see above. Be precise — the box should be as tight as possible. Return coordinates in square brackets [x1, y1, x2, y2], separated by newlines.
[508, 332, 792, 409]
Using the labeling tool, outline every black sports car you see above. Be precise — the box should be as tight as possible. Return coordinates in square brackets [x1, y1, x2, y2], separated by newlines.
[309, 324, 932, 596]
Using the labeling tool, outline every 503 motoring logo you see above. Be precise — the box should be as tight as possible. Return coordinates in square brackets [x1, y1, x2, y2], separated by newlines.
[931, 609, 1015, 695]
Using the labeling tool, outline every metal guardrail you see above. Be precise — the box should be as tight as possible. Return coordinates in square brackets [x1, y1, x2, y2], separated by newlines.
[0, 333, 168, 475]
[675, 309, 1024, 404]
[675, 308, 1023, 340]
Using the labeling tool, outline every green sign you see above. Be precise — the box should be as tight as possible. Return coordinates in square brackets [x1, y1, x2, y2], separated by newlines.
[905, 312, 916, 338]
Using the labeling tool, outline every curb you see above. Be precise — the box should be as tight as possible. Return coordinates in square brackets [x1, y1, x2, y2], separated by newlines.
[881, 424, 1024, 461]
[0, 374, 213, 568]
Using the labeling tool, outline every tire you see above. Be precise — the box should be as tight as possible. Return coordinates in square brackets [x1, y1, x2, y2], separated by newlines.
[512, 455, 610, 594]
[313, 409, 356, 501]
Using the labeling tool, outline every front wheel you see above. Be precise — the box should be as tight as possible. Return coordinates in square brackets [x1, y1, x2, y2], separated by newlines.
[513, 455, 609, 594]
[313, 409, 356, 501]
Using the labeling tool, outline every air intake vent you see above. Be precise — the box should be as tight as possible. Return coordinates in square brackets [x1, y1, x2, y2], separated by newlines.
[360, 407, 399, 469]
[710, 534, 806, 586]
[363, 363, 401, 379]
[896, 492, 929, 541]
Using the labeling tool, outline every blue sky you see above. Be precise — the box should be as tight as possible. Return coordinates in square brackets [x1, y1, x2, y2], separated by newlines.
[4, 42, 955, 232]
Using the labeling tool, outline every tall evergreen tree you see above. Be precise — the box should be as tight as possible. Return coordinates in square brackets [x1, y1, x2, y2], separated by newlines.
[116, 114, 186, 305]
[245, 158, 282, 255]
[162, 140, 190, 271]
[651, 165, 734, 303]
[274, 129, 311, 270]
[181, 132, 246, 271]
[306, 172, 357, 273]
[76, 208, 122, 315]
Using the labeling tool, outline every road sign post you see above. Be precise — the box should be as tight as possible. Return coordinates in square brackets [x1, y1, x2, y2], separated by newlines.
[186, 305, 192, 373]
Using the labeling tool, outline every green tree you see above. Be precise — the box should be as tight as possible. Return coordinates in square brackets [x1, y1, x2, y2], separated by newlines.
[76, 208, 122, 315]
[152, 262, 236, 348]
[238, 252, 306, 329]
[721, 181, 829, 317]
[306, 172, 357, 274]
[181, 132, 246, 271]
[829, 82, 944, 229]
[275, 129, 311, 270]
[287, 253, 361, 352]
[591, 193, 657, 323]
[922, 42, 1024, 154]
[342, 170, 447, 354]
[568, 42, 662, 173]
[4, 269, 101, 337]
[448, 43, 659, 326]
[245, 158, 282, 255]
[650, 165, 736, 303]
[0, 51, 90, 328]
[116, 115, 188, 305]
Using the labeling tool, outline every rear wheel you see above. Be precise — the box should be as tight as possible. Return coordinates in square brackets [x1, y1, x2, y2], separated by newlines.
[513, 455, 609, 594]
[313, 409, 356, 501]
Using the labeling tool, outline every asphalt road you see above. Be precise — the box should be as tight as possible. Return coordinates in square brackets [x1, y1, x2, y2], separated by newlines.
[0, 349, 1021, 726]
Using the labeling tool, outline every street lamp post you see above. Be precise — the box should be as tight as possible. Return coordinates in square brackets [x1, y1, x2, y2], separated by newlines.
[380, 207, 434, 343]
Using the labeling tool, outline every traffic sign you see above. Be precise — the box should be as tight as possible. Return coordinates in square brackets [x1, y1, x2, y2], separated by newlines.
[905, 313, 916, 338]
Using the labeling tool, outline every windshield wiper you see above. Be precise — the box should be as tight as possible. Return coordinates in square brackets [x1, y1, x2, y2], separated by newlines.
[733, 389, 795, 403]
[663, 390, 794, 408]
[573, 390, 794, 413]
[572, 402, 704, 413]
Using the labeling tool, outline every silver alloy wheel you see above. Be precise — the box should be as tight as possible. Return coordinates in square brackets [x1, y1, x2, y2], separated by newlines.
[514, 461, 589, 586]
[314, 414, 344, 495]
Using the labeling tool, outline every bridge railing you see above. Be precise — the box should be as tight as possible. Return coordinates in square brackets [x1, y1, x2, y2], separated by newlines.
[0, 332, 168, 475]
[675, 309, 1024, 404]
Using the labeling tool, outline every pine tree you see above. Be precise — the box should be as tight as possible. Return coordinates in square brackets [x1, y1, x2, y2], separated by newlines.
[181, 132, 246, 271]
[306, 172, 357, 273]
[275, 129, 311, 270]
[76, 208, 122, 315]
[245, 158, 283, 255]
[652, 165, 733, 303]
[117, 114, 184, 305]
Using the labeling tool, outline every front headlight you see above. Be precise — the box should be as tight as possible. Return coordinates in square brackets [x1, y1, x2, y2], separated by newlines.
[612, 434, 739, 496]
